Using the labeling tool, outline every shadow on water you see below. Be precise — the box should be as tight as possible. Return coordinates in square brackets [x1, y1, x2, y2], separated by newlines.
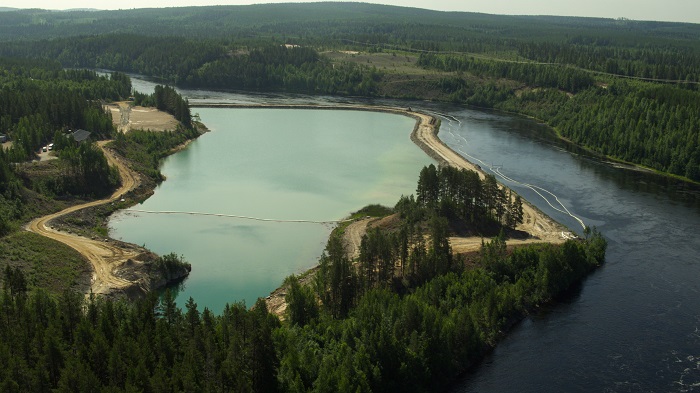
[447, 275, 589, 390]
[575, 154, 700, 209]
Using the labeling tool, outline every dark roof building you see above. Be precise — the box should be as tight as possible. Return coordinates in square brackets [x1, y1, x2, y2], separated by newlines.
[71, 129, 91, 143]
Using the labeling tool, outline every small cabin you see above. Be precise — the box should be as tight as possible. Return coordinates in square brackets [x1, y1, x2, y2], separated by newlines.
[71, 129, 92, 144]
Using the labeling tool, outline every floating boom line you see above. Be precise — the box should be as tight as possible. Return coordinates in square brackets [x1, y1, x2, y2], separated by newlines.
[124, 209, 352, 225]
[434, 113, 586, 230]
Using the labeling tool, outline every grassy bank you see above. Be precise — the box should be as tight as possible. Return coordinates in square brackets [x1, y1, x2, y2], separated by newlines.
[0, 231, 90, 294]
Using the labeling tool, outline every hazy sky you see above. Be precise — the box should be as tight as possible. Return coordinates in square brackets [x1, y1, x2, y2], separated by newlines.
[3, 0, 700, 24]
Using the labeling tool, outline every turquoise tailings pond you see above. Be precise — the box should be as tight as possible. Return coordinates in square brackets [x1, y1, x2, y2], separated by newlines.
[109, 107, 434, 311]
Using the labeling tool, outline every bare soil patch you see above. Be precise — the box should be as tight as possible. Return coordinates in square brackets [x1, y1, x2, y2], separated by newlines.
[106, 102, 179, 133]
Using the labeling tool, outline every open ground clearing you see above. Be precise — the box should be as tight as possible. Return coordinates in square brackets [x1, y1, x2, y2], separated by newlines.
[106, 102, 179, 133]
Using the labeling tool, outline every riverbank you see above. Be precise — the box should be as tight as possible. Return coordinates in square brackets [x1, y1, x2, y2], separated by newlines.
[405, 108, 570, 248]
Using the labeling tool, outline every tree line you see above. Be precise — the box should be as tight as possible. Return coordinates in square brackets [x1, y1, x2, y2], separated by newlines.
[418, 53, 596, 93]
[0, 37, 383, 96]
[314, 165, 526, 319]
[0, 161, 607, 392]
[413, 164, 524, 229]
[500, 80, 700, 180]
[415, 56, 700, 181]
[515, 40, 700, 84]
[1, 8, 698, 181]
[279, 231, 605, 392]
[0, 60, 127, 162]
[177, 45, 382, 96]
[0, 219, 606, 393]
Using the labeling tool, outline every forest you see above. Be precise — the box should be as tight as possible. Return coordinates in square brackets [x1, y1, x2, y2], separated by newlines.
[416, 53, 700, 180]
[0, 163, 607, 392]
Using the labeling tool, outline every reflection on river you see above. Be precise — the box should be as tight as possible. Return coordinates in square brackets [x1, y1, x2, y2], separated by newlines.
[122, 76, 700, 392]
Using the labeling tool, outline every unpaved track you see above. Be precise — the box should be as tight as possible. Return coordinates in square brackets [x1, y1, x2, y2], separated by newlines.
[343, 217, 373, 260]
[26, 141, 142, 296]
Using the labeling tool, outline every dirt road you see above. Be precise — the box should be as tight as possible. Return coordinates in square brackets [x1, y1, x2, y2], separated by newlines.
[26, 141, 143, 296]
[343, 217, 373, 260]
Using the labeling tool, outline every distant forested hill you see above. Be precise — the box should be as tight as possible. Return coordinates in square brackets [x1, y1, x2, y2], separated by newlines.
[0, 3, 699, 48]
[2, 3, 700, 81]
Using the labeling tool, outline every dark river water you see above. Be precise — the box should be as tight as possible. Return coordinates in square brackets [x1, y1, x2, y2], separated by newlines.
[434, 108, 700, 392]
[127, 77, 700, 392]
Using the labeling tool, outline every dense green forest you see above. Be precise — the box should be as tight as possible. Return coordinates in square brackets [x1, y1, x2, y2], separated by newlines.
[0, 3, 696, 181]
[417, 53, 700, 179]
[0, 163, 607, 392]
[0, 236, 605, 392]
[0, 59, 125, 162]
[314, 164, 527, 318]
